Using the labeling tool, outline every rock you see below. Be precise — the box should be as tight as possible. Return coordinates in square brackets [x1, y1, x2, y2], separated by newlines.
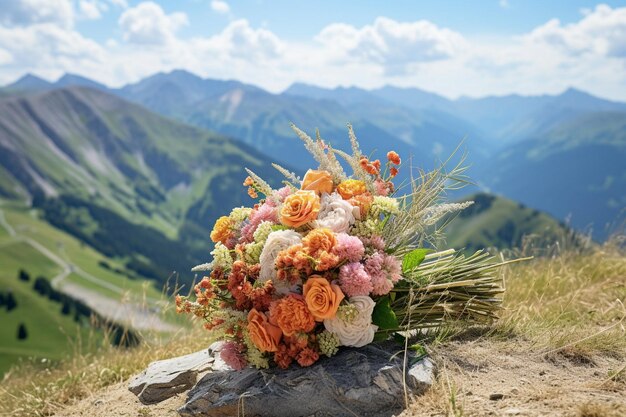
[489, 393, 504, 401]
[129, 343, 223, 405]
[407, 357, 435, 394]
[178, 343, 435, 417]
[504, 408, 522, 415]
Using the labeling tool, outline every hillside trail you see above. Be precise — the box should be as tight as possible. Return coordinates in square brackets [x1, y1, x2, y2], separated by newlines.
[0, 206, 176, 332]
[57, 339, 625, 417]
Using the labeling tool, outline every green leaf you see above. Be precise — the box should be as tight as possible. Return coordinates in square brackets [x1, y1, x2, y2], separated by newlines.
[373, 331, 390, 342]
[402, 248, 432, 274]
[372, 296, 399, 330]
[409, 343, 427, 357]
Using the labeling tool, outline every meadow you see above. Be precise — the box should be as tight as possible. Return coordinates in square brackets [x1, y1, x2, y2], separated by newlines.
[0, 234, 623, 416]
[0, 202, 171, 375]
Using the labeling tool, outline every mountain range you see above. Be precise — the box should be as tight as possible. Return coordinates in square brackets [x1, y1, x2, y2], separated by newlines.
[2, 70, 625, 245]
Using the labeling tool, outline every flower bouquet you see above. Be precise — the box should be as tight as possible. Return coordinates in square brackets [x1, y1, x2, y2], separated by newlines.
[176, 124, 516, 370]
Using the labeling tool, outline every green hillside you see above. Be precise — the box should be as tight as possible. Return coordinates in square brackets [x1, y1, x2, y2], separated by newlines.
[0, 86, 286, 374]
[484, 111, 626, 241]
[0, 202, 149, 375]
[0, 86, 284, 284]
[443, 193, 571, 252]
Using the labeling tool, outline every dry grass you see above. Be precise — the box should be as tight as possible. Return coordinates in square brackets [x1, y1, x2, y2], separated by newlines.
[1, 236, 624, 417]
[495, 235, 626, 356]
[0, 325, 212, 417]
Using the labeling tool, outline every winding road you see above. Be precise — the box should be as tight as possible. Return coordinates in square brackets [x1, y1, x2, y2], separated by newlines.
[0, 206, 177, 332]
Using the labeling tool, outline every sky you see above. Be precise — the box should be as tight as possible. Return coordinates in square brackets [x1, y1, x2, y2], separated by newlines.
[1, 0, 626, 100]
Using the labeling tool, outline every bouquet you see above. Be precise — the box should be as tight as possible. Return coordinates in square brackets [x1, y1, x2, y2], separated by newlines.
[176, 124, 515, 370]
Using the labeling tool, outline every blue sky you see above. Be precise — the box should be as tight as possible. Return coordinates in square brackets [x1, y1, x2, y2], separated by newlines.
[1, 1, 626, 99]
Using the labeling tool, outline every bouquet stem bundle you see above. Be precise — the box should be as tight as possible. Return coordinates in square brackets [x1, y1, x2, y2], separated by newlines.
[390, 250, 529, 332]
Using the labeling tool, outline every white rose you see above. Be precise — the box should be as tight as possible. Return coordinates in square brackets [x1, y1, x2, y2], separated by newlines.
[323, 296, 378, 347]
[258, 230, 302, 293]
[312, 192, 358, 233]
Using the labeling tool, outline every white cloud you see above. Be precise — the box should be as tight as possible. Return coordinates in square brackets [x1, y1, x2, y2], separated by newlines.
[499, 0, 510, 9]
[79, 0, 104, 20]
[204, 19, 283, 60]
[211, 0, 230, 14]
[1, 6, 626, 102]
[316, 17, 465, 75]
[0, 48, 13, 65]
[119, 2, 188, 45]
[109, 0, 128, 8]
[0, 0, 74, 28]
[526, 4, 626, 57]
[0, 22, 106, 84]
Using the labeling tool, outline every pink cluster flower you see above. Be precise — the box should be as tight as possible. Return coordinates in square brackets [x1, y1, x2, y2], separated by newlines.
[332, 233, 365, 262]
[364, 252, 402, 296]
[338, 262, 373, 297]
[360, 235, 386, 252]
[220, 341, 248, 370]
[266, 186, 293, 207]
[374, 178, 389, 196]
[241, 203, 278, 241]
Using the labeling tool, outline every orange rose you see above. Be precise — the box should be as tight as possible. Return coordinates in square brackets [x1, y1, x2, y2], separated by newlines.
[337, 179, 367, 200]
[247, 308, 282, 352]
[210, 216, 232, 244]
[303, 275, 344, 321]
[280, 190, 321, 228]
[269, 295, 315, 336]
[301, 169, 334, 195]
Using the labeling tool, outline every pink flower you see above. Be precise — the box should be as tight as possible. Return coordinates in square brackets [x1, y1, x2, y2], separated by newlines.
[241, 203, 278, 242]
[370, 272, 394, 296]
[266, 186, 293, 207]
[220, 341, 248, 370]
[360, 235, 385, 252]
[374, 179, 389, 196]
[332, 233, 365, 263]
[364, 252, 402, 296]
[339, 262, 373, 297]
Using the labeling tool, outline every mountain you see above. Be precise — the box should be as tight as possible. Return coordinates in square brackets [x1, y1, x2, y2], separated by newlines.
[3, 74, 53, 92]
[117, 75, 427, 175]
[444, 193, 572, 253]
[2, 71, 624, 241]
[118, 70, 262, 118]
[453, 88, 626, 144]
[481, 111, 626, 241]
[370, 85, 455, 113]
[55, 73, 109, 92]
[0, 86, 283, 283]
[282, 83, 491, 165]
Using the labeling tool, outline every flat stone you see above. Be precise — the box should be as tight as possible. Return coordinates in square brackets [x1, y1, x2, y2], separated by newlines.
[407, 357, 435, 394]
[129, 343, 224, 405]
[178, 342, 435, 417]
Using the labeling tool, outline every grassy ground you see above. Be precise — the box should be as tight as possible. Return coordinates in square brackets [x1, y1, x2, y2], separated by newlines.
[0, 202, 172, 376]
[0, 236, 624, 416]
[0, 203, 164, 300]
[0, 241, 96, 375]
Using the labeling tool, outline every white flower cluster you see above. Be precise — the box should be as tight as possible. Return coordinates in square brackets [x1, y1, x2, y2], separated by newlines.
[258, 229, 302, 283]
[370, 196, 400, 218]
[253, 221, 274, 244]
[229, 207, 252, 226]
[324, 296, 378, 347]
[312, 192, 359, 233]
[211, 242, 233, 270]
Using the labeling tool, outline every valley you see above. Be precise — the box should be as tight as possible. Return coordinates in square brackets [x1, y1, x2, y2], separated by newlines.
[0, 70, 624, 375]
